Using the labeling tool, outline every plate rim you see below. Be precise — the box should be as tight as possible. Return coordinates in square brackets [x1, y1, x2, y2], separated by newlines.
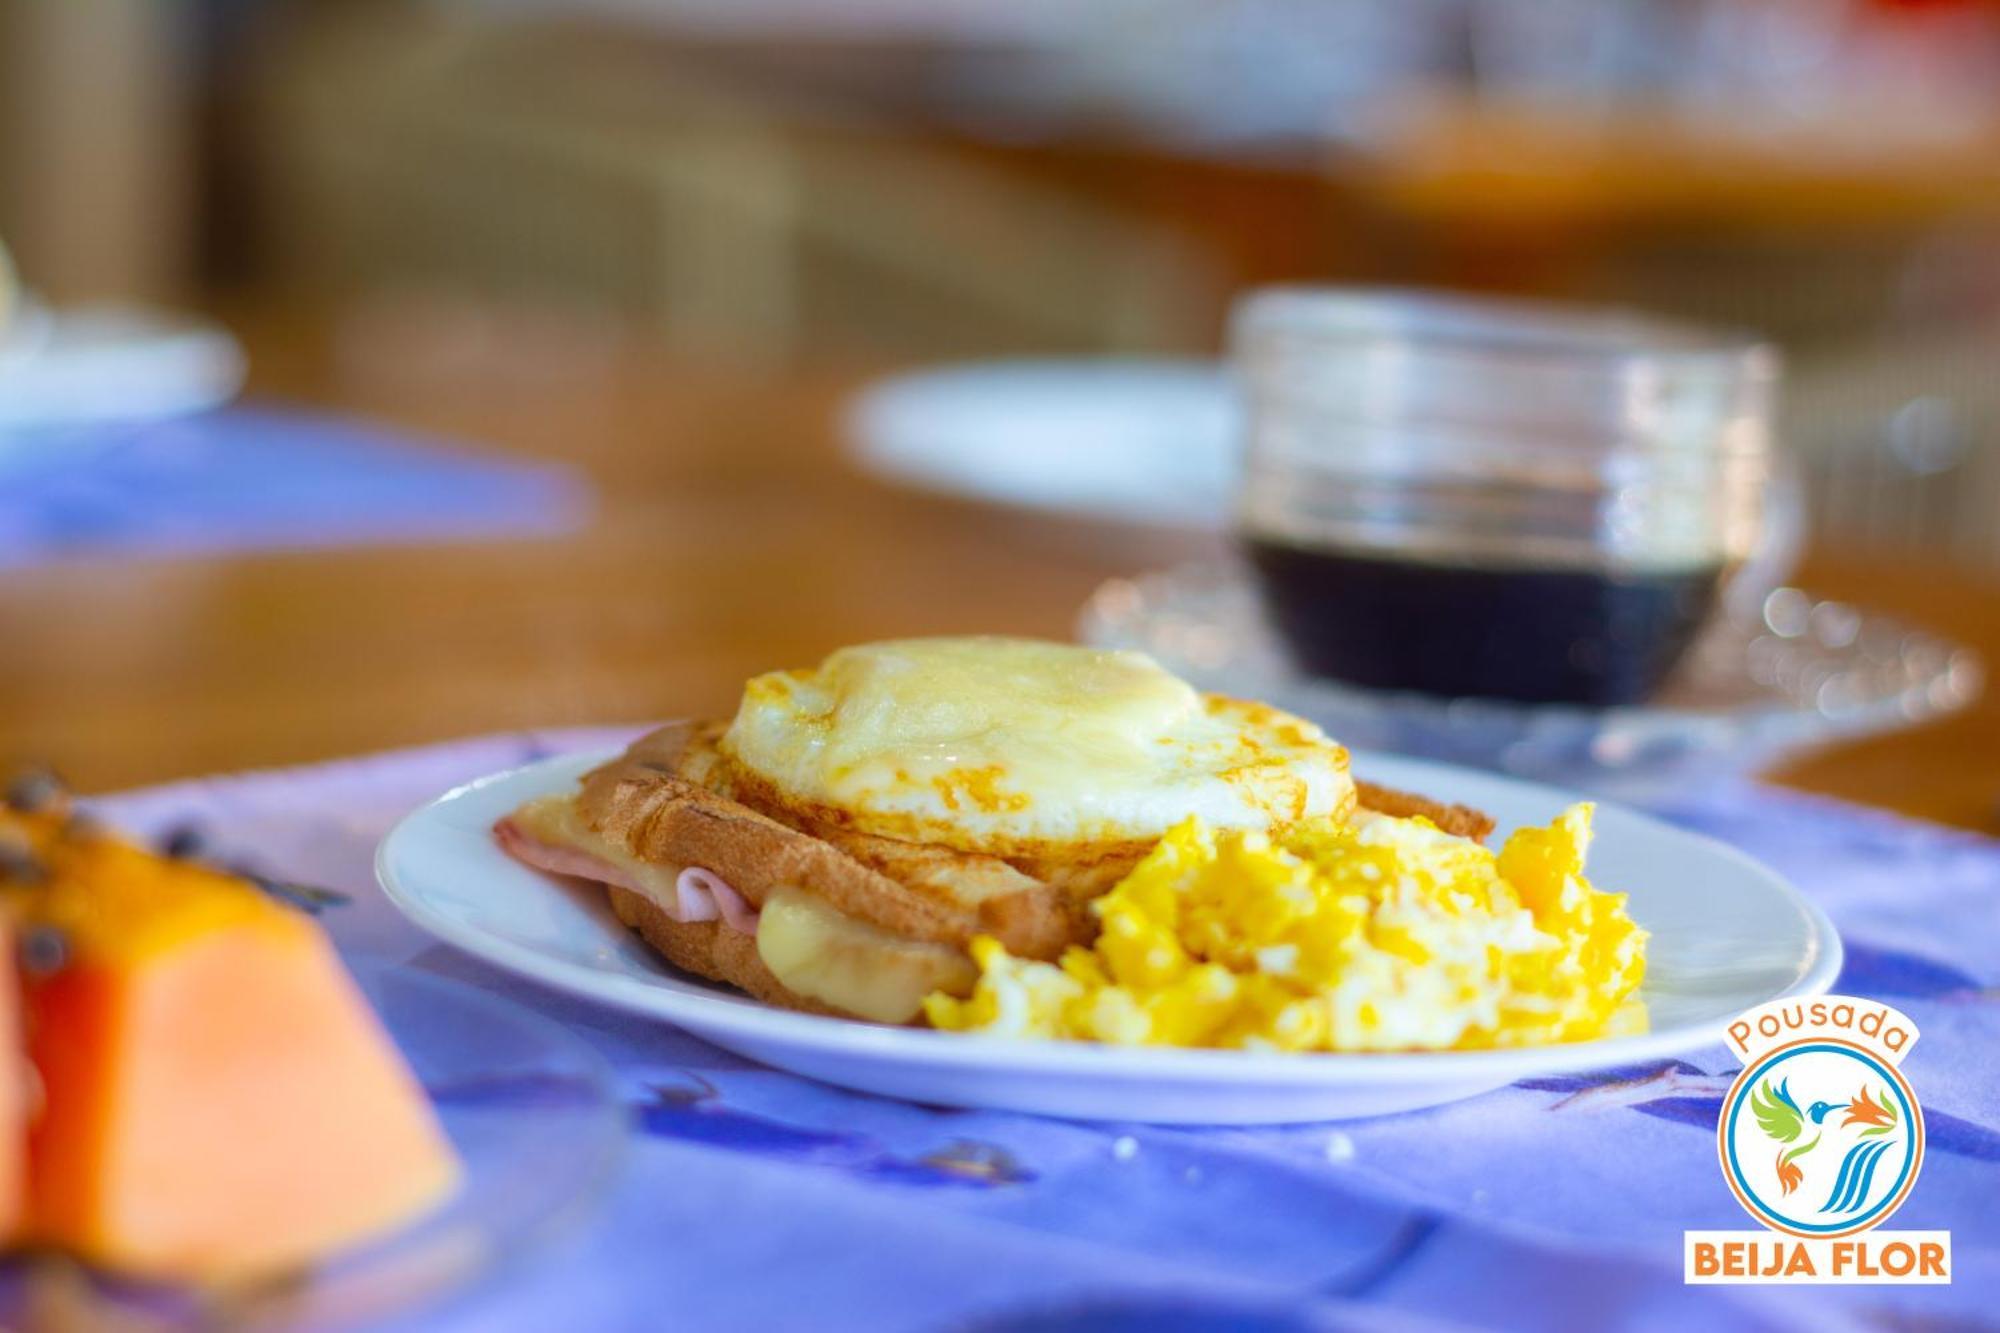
[377, 748, 1843, 1088]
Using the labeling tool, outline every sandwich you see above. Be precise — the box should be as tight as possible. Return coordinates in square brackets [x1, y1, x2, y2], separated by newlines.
[497, 636, 1491, 1025]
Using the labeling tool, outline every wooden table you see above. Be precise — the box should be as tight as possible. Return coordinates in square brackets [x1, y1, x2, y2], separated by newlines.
[1348, 94, 2000, 234]
[2, 299, 1994, 833]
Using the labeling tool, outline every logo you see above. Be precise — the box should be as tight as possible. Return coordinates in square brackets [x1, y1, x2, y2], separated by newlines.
[1723, 1038, 1920, 1237]
[1686, 996, 1950, 1284]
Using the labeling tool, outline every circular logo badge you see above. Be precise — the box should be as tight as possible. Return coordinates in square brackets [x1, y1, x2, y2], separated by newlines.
[1719, 1037, 1925, 1238]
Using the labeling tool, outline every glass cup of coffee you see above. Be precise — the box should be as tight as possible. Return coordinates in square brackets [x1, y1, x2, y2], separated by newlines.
[1233, 287, 1782, 707]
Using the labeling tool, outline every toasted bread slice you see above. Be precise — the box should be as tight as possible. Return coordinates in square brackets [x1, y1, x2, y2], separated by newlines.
[509, 723, 1495, 1022]
[574, 722, 1078, 959]
[1353, 781, 1495, 842]
[604, 885, 850, 1018]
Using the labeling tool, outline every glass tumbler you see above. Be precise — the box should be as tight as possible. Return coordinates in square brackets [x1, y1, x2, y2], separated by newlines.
[1233, 287, 1782, 706]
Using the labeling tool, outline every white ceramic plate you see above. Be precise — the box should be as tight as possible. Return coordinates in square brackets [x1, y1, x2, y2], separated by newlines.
[844, 359, 1236, 527]
[378, 750, 1841, 1124]
[0, 304, 245, 434]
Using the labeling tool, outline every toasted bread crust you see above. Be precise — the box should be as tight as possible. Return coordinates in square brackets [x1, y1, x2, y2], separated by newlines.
[544, 722, 1495, 1023]
[1353, 781, 1495, 842]
[606, 884, 849, 1018]
[575, 723, 1079, 958]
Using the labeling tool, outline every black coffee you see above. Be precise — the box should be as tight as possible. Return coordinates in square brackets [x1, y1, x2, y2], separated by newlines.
[1245, 539, 1723, 706]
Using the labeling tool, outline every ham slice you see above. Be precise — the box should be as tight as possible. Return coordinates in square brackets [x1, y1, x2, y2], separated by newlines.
[672, 867, 761, 935]
[493, 817, 759, 935]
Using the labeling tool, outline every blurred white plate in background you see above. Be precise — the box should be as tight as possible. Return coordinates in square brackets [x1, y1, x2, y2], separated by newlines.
[0, 305, 246, 432]
[0, 296, 53, 370]
[845, 359, 1236, 527]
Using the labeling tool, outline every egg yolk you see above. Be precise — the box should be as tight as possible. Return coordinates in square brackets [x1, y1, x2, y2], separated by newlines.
[923, 805, 1647, 1052]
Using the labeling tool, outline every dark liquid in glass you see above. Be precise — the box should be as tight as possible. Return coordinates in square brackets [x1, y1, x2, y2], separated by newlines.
[1245, 539, 1724, 706]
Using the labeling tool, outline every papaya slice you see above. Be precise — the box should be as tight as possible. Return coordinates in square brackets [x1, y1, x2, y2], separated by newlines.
[0, 912, 20, 1241]
[6, 810, 458, 1281]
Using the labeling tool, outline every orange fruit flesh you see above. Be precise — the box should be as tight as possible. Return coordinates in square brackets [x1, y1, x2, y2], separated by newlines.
[6, 811, 459, 1281]
[0, 916, 20, 1241]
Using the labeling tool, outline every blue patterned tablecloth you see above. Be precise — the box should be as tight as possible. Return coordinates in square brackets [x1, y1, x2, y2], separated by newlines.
[0, 407, 585, 567]
[98, 730, 2000, 1333]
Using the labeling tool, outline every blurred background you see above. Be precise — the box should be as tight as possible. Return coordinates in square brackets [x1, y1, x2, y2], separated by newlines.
[2, 0, 1996, 825]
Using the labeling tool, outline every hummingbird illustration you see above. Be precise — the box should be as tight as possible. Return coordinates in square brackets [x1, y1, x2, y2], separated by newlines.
[1750, 1078, 1823, 1196]
[1749, 1077, 1901, 1207]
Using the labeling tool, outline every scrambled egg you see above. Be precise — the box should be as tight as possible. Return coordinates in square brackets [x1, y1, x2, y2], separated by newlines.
[924, 805, 1647, 1051]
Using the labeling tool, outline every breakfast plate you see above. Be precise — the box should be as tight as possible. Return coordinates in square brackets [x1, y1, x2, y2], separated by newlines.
[378, 748, 1840, 1124]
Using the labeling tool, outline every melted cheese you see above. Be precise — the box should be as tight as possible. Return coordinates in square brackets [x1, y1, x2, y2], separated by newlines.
[755, 887, 975, 1023]
[721, 637, 1353, 848]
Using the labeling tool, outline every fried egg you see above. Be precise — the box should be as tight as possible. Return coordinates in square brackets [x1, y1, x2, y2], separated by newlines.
[924, 803, 1649, 1051]
[719, 637, 1354, 853]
